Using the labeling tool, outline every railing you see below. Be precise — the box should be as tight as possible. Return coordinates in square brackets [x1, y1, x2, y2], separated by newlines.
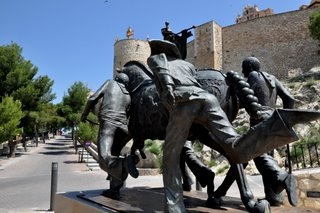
[289, 142, 320, 171]
[77, 138, 98, 162]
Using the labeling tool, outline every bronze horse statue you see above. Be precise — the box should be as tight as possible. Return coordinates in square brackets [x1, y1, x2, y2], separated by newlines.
[82, 60, 274, 212]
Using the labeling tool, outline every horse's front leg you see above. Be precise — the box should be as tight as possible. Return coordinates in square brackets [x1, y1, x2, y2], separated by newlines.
[234, 163, 271, 213]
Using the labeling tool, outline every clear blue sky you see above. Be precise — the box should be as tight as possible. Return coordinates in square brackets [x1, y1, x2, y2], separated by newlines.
[0, 0, 311, 103]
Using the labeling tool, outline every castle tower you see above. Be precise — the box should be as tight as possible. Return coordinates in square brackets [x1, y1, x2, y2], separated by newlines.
[113, 39, 151, 78]
[186, 21, 223, 70]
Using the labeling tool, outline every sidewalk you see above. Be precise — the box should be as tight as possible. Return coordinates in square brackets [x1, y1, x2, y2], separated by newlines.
[0, 140, 40, 170]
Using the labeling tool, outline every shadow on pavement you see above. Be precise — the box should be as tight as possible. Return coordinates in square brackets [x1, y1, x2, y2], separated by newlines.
[39, 151, 72, 155]
[64, 160, 80, 164]
[44, 146, 73, 150]
[55, 138, 73, 143]
[46, 142, 69, 146]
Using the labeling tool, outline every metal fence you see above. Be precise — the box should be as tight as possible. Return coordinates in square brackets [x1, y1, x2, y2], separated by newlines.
[289, 142, 320, 171]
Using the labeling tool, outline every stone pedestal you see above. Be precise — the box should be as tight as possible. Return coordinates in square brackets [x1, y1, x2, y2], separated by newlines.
[55, 187, 319, 213]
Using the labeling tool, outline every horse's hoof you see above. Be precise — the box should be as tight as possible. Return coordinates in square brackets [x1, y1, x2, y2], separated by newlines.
[254, 199, 271, 213]
[205, 196, 222, 209]
[102, 189, 120, 200]
[126, 154, 139, 178]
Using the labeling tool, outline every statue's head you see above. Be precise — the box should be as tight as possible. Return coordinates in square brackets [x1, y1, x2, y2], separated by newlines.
[242, 57, 261, 77]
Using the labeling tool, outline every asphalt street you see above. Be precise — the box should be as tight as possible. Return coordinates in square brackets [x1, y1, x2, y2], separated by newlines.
[0, 135, 266, 213]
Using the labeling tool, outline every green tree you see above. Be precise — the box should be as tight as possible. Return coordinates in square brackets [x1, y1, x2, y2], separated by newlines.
[58, 81, 90, 150]
[77, 122, 98, 144]
[0, 43, 56, 136]
[0, 95, 24, 157]
[309, 8, 320, 42]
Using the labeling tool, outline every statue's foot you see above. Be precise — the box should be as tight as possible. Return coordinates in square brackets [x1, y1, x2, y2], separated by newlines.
[283, 174, 298, 206]
[102, 189, 120, 200]
[205, 196, 222, 209]
[278, 109, 320, 128]
[126, 154, 139, 178]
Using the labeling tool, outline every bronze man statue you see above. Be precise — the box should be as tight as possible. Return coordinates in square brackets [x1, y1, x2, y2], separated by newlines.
[147, 39, 320, 212]
[214, 56, 297, 206]
[81, 73, 135, 199]
[161, 22, 195, 60]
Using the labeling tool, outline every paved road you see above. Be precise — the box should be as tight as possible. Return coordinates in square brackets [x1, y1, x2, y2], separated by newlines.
[0, 136, 109, 213]
[0, 136, 266, 213]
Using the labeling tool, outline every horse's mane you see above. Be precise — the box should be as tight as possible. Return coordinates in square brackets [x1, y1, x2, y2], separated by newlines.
[123, 60, 154, 80]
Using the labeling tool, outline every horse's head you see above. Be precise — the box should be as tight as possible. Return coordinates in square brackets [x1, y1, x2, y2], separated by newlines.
[118, 61, 154, 93]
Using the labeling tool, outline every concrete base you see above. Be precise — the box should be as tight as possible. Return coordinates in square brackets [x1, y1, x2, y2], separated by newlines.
[55, 187, 319, 213]
[55, 190, 113, 213]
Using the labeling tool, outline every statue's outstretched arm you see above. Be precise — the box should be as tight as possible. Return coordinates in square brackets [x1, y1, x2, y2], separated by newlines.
[147, 53, 175, 107]
[275, 78, 295, 109]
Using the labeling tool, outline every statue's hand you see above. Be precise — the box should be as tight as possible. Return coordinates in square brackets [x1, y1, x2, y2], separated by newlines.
[162, 86, 175, 109]
[256, 106, 274, 120]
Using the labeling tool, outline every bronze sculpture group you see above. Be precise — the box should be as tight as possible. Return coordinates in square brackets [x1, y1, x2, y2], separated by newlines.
[81, 23, 320, 212]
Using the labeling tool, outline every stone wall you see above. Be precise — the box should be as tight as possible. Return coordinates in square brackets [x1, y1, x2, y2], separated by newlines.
[185, 8, 320, 78]
[294, 169, 320, 209]
[222, 8, 319, 78]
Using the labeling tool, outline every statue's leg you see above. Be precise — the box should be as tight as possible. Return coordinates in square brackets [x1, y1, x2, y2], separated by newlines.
[209, 109, 299, 164]
[234, 164, 254, 207]
[214, 163, 238, 198]
[212, 163, 248, 202]
[98, 120, 129, 181]
[199, 94, 317, 164]
[227, 109, 320, 163]
[254, 154, 297, 206]
[127, 138, 147, 179]
[182, 141, 215, 196]
[102, 176, 124, 200]
[194, 94, 272, 212]
[180, 146, 194, 192]
[162, 106, 194, 213]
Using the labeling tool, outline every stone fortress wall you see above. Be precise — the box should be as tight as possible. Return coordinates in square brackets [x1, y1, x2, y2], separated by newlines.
[222, 8, 319, 78]
[114, 7, 319, 79]
[187, 7, 319, 78]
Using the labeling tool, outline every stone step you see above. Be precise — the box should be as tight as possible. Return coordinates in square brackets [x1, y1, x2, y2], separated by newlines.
[83, 157, 96, 163]
[79, 150, 100, 171]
